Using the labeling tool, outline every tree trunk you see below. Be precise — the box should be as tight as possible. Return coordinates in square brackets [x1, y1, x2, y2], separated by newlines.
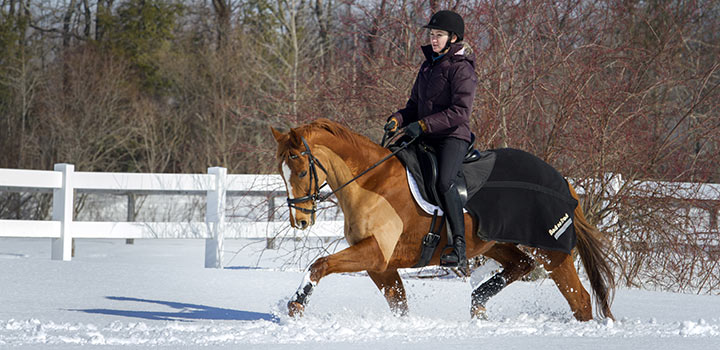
[367, 0, 386, 57]
[62, 0, 77, 48]
[212, 0, 231, 50]
[314, 0, 332, 73]
[82, 0, 91, 38]
[95, 0, 114, 41]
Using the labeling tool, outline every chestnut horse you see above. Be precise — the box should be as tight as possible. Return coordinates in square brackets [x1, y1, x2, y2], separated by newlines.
[271, 119, 615, 321]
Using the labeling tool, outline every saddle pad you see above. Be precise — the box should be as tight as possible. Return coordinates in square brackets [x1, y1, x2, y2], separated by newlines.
[465, 148, 579, 254]
[394, 143, 577, 254]
[406, 168, 465, 215]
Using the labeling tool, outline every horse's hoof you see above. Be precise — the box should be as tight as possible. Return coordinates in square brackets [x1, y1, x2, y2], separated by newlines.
[471, 304, 488, 320]
[390, 305, 409, 317]
[288, 301, 305, 318]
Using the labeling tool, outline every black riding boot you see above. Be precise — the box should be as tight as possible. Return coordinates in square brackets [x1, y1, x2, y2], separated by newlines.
[439, 184, 467, 269]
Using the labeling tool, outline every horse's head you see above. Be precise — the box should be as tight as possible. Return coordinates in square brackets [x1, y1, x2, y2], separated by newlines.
[271, 126, 328, 230]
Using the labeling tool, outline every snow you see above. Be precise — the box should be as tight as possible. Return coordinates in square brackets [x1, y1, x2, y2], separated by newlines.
[1, 238, 719, 349]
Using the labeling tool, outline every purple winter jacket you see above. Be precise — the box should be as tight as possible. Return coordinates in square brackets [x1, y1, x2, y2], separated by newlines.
[393, 42, 477, 143]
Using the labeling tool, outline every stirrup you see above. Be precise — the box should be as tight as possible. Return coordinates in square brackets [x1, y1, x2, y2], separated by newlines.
[439, 245, 460, 267]
[440, 244, 457, 267]
[440, 259, 460, 267]
[441, 257, 470, 277]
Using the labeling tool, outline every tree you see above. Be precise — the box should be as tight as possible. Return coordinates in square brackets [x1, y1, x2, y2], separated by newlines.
[1, 1, 39, 169]
[98, 0, 184, 92]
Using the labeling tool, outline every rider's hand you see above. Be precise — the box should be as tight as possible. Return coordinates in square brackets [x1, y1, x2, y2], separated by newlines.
[405, 121, 424, 138]
[384, 117, 399, 133]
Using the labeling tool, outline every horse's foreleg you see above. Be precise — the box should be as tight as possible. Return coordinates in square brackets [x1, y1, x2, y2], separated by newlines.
[368, 270, 408, 316]
[288, 236, 386, 317]
[472, 243, 535, 319]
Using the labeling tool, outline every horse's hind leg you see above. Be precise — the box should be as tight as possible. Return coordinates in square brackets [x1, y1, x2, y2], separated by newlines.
[472, 243, 535, 319]
[529, 249, 592, 321]
[368, 270, 408, 316]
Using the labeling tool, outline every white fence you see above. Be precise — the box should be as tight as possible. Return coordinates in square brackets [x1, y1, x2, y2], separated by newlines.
[2, 166, 719, 267]
[0, 164, 343, 268]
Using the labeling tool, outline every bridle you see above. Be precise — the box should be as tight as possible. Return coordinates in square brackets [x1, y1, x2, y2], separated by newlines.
[285, 137, 329, 225]
[284, 132, 416, 227]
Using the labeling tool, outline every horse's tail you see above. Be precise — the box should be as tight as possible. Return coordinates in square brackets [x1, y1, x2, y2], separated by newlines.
[568, 183, 616, 320]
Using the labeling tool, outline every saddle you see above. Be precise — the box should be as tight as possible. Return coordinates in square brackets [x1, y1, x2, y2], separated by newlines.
[392, 134, 495, 210]
[416, 133, 484, 207]
[391, 135, 496, 268]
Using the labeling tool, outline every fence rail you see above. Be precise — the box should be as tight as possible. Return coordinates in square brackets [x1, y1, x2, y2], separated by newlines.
[2, 165, 719, 267]
[0, 164, 343, 268]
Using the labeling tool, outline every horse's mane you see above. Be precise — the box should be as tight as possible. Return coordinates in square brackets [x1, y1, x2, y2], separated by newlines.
[281, 118, 378, 155]
[305, 119, 370, 147]
[276, 118, 386, 169]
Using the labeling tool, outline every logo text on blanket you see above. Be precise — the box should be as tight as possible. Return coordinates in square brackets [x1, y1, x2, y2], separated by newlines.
[548, 213, 572, 240]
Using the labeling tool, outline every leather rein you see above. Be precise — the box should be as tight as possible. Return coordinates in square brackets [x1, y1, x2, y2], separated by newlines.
[286, 131, 415, 223]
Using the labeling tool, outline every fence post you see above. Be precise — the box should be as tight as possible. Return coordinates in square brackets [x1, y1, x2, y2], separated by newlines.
[607, 172, 623, 227]
[126, 193, 135, 245]
[205, 167, 227, 268]
[604, 173, 624, 250]
[51, 163, 74, 261]
[267, 192, 276, 249]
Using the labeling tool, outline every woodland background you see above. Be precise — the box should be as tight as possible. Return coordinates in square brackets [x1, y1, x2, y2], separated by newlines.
[1, 0, 719, 292]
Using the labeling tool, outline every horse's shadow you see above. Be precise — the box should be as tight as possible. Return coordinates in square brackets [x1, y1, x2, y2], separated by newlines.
[73, 296, 279, 323]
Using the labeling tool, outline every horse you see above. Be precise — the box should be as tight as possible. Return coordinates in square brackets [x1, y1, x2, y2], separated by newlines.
[271, 118, 615, 321]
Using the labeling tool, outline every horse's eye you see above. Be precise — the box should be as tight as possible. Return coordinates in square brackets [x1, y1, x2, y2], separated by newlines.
[298, 170, 308, 178]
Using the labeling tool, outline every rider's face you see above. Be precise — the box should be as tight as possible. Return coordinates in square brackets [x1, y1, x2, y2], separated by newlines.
[430, 29, 455, 53]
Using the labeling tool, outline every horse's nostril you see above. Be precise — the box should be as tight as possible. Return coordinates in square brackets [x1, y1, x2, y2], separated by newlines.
[299, 220, 308, 228]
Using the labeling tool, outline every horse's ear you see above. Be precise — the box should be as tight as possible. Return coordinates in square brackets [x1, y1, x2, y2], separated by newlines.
[270, 127, 287, 144]
[288, 128, 302, 147]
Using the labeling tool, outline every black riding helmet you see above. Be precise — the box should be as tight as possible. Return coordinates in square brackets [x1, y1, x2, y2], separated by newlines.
[423, 10, 464, 42]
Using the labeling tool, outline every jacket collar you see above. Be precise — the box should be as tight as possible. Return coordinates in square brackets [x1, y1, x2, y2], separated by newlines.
[421, 42, 465, 64]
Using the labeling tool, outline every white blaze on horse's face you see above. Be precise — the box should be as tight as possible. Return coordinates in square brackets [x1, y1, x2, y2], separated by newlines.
[281, 161, 297, 221]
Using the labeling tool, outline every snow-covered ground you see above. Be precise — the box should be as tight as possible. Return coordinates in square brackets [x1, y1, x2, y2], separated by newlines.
[1, 238, 719, 349]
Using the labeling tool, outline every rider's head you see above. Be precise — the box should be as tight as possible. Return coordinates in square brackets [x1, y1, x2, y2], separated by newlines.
[424, 10, 464, 53]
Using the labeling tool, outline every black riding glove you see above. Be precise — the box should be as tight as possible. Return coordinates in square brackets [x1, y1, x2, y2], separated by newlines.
[384, 117, 398, 132]
[405, 121, 424, 138]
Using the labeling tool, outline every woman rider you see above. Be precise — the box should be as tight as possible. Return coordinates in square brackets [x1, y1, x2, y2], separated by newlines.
[384, 10, 478, 269]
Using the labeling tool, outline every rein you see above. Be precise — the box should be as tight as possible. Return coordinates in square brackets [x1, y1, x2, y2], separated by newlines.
[286, 131, 415, 221]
